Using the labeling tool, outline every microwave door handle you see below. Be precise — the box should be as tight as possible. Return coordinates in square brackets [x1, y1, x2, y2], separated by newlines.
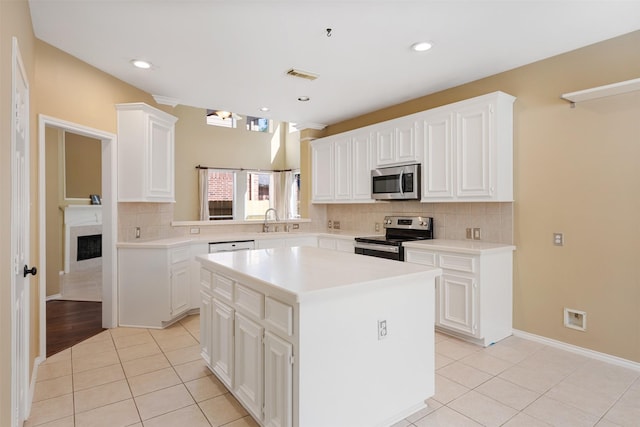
[399, 170, 404, 195]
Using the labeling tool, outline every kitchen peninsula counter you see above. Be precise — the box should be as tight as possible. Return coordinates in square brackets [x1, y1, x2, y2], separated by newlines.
[197, 246, 441, 427]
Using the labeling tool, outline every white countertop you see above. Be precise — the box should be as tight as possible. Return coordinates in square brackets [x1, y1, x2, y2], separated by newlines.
[197, 246, 441, 302]
[403, 239, 515, 255]
[116, 231, 359, 249]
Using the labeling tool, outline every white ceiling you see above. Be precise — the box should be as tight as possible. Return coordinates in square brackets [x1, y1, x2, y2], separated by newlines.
[28, 0, 640, 129]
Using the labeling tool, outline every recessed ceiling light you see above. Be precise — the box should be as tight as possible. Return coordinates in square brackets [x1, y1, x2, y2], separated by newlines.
[410, 42, 433, 52]
[259, 107, 270, 112]
[131, 59, 152, 69]
[297, 96, 310, 102]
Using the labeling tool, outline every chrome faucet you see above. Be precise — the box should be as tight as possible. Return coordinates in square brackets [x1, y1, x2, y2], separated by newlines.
[263, 208, 279, 232]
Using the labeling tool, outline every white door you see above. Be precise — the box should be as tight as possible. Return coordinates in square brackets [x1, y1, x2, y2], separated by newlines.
[11, 37, 32, 427]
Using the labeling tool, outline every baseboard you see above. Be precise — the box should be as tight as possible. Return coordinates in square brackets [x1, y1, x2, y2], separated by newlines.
[513, 329, 640, 372]
[45, 293, 61, 301]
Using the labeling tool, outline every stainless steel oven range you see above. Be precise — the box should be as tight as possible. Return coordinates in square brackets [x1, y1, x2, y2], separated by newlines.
[354, 216, 433, 261]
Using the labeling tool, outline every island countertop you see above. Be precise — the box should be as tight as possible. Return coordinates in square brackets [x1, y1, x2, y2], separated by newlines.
[197, 246, 441, 303]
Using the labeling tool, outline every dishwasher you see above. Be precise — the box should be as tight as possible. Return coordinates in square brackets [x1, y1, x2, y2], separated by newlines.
[208, 240, 255, 253]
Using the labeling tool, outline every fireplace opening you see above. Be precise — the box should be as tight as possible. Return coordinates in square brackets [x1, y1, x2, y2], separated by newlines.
[77, 234, 102, 261]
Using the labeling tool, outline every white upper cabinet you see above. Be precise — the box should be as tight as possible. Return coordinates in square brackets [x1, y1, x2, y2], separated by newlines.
[421, 92, 515, 202]
[311, 130, 374, 203]
[374, 117, 420, 167]
[117, 103, 178, 202]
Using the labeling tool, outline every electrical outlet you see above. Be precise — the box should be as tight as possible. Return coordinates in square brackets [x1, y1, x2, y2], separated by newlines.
[553, 232, 564, 246]
[466, 228, 472, 239]
[333, 221, 341, 230]
[473, 228, 481, 240]
[135, 227, 141, 239]
[328, 220, 333, 229]
[375, 223, 381, 232]
[292, 223, 299, 229]
[190, 227, 200, 234]
[377, 320, 388, 340]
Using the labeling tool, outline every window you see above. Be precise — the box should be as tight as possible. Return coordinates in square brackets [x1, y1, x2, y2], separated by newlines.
[207, 170, 235, 220]
[206, 110, 237, 129]
[246, 116, 271, 133]
[201, 169, 301, 221]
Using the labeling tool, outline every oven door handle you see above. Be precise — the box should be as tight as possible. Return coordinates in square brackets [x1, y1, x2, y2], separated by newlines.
[354, 242, 400, 253]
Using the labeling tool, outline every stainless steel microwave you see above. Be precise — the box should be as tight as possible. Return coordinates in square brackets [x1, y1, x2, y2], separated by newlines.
[371, 164, 421, 200]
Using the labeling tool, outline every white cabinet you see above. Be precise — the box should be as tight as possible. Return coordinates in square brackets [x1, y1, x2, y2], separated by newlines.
[421, 91, 515, 202]
[211, 298, 234, 388]
[116, 103, 178, 202]
[317, 236, 355, 253]
[374, 117, 421, 167]
[256, 236, 317, 249]
[200, 268, 295, 426]
[235, 313, 264, 421]
[118, 245, 191, 328]
[405, 245, 514, 346]
[311, 131, 374, 203]
[264, 332, 293, 427]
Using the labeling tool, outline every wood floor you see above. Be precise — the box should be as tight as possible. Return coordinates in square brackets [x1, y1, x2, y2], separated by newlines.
[46, 300, 105, 357]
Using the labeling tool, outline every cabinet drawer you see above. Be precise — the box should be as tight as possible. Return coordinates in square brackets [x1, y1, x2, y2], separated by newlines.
[235, 284, 264, 319]
[212, 273, 234, 303]
[336, 239, 355, 253]
[439, 254, 476, 273]
[170, 246, 190, 264]
[405, 250, 437, 266]
[200, 268, 212, 292]
[265, 297, 293, 337]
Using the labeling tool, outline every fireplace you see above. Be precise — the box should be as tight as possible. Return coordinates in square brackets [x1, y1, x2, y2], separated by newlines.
[64, 206, 102, 273]
[77, 234, 102, 261]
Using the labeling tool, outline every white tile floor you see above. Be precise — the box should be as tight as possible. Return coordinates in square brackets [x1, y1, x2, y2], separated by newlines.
[27, 315, 640, 427]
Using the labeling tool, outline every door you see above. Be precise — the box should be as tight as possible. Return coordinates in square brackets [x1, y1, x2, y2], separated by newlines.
[11, 37, 32, 427]
[310, 141, 334, 202]
[456, 102, 492, 198]
[438, 274, 477, 337]
[333, 138, 352, 200]
[423, 112, 454, 200]
[211, 299, 234, 388]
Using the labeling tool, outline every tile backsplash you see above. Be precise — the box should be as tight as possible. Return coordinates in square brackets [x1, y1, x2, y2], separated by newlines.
[118, 201, 512, 244]
[325, 201, 513, 244]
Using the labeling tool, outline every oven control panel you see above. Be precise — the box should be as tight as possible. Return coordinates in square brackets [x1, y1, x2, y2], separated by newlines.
[383, 216, 433, 230]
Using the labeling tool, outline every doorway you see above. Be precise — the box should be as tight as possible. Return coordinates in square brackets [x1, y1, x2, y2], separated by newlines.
[37, 115, 117, 361]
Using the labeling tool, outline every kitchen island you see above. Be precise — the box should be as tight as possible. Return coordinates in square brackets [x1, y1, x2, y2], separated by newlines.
[197, 246, 441, 427]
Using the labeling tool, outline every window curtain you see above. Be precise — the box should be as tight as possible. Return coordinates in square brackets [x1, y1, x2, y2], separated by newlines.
[198, 168, 209, 220]
[284, 171, 294, 219]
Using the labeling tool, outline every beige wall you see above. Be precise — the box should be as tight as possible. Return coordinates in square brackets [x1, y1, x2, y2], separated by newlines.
[0, 0, 36, 424]
[173, 105, 293, 221]
[64, 132, 101, 199]
[320, 31, 640, 363]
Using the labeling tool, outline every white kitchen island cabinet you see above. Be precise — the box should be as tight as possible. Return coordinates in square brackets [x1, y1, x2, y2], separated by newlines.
[198, 247, 441, 427]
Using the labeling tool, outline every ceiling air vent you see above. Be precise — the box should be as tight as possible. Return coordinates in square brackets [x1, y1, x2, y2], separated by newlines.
[286, 68, 319, 81]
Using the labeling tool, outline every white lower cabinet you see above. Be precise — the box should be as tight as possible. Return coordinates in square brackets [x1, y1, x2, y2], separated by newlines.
[211, 298, 234, 388]
[201, 269, 294, 427]
[119, 245, 191, 328]
[234, 313, 264, 421]
[264, 332, 293, 427]
[405, 245, 513, 346]
[317, 236, 355, 253]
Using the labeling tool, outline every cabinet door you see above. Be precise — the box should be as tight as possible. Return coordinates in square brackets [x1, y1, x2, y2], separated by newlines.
[352, 132, 374, 200]
[317, 237, 337, 250]
[311, 141, 334, 202]
[335, 239, 355, 253]
[438, 273, 478, 337]
[212, 299, 234, 388]
[284, 236, 317, 248]
[455, 103, 492, 198]
[375, 126, 396, 166]
[170, 260, 190, 317]
[395, 119, 417, 164]
[334, 138, 352, 200]
[235, 313, 264, 421]
[264, 332, 293, 427]
[147, 115, 174, 200]
[422, 112, 454, 200]
[200, 291, 213, 365]
[256, 239, 286, 249]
